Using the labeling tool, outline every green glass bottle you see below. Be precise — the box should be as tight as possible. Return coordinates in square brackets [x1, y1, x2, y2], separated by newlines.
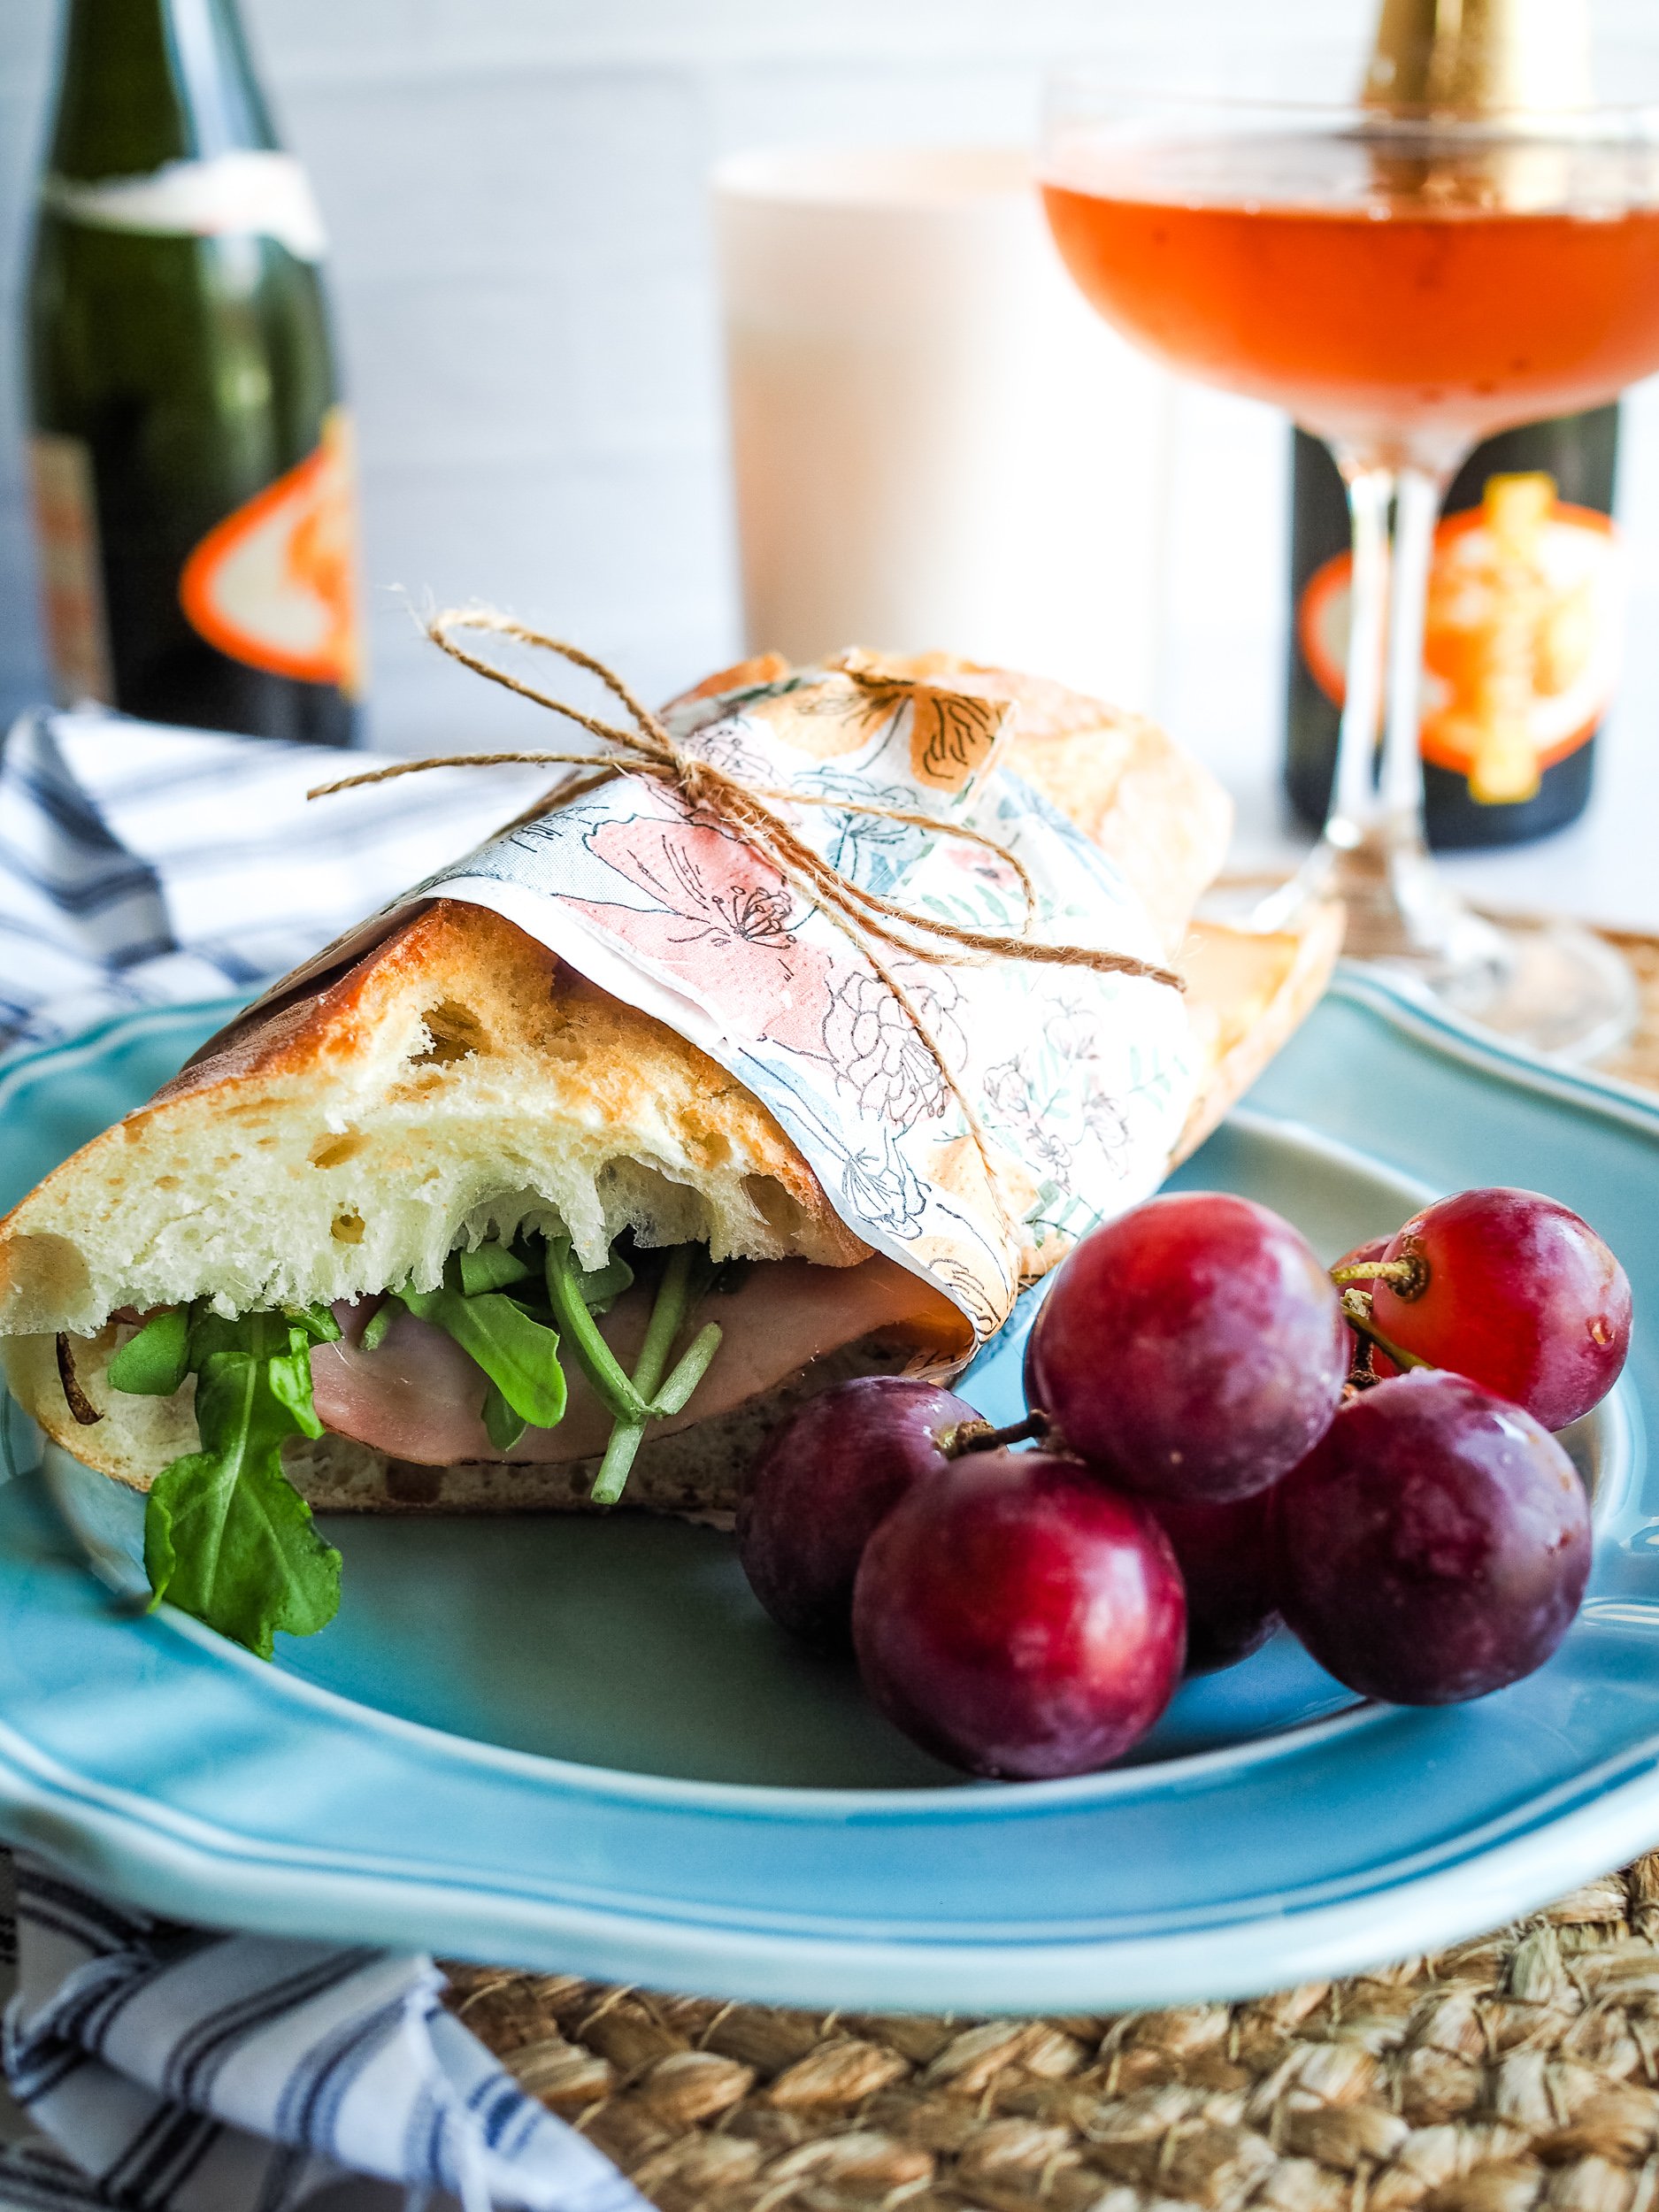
[27, 0, 364, 743]
[1286, 411, 1621, 849]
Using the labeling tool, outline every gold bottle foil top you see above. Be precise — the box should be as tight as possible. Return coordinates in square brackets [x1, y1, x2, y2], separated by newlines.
[1363, 0, 1592, 115]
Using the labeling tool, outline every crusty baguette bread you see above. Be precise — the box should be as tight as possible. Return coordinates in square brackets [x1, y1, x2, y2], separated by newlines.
[0, 655, 1340, 1511]
[4, 902, 1338, 1509]
[1171, 905, 1347, 1167]
[0, 898, 868, 1344]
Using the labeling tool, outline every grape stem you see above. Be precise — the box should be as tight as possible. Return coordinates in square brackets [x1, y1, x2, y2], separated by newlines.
[1330, 1256, 1425, 1295]
[943, 1410, 1049, 1459]
[1339, 1287, 1434, 1374]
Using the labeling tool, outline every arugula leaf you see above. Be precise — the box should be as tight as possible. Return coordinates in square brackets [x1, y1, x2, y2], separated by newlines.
[141, 1308, 341, 1659]
[289, 1303, 344, 1346]
[105, 1220, 732, 1646]
[107, 1307, 191, 1396]
[265, 1336, 326, 1435]
[573, 1255, 634, 1315]
[396, 1285, 567, 1430]
[482, 1382, 527, 1453]
[456, 1243, 533, 1296]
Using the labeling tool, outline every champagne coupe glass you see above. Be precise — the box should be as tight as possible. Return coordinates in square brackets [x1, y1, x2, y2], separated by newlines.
[1041, 50, 1659, 1059]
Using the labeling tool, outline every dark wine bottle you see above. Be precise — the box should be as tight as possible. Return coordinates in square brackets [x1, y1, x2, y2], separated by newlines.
[1286, 412, 1621, 851]
[27, 0, 363, 743]
[1287, 0, 1619, 853]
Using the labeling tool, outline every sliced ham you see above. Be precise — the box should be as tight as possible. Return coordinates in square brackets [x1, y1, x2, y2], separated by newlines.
[309, 1256, 967, 1467]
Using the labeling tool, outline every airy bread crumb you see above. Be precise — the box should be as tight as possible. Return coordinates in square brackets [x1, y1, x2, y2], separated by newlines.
[0, 901, 866, 1338]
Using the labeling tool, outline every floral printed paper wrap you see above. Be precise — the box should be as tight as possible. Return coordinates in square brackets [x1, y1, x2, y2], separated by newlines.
[400, 659, 1197, 1343]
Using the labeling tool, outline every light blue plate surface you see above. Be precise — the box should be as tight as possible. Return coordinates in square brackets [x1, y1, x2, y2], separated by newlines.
[1, 972, 1656, 2011]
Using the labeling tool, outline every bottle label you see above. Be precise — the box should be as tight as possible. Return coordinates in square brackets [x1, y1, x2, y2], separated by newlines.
[27, 433, 113, 708]
[179, 408, 363, 695]
[40, 150, 326, 261]
[1298, 472, 1624, 804]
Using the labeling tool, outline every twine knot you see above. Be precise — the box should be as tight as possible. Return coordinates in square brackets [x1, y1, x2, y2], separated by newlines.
[675, 756, 725, 813]
[309, 609, 1184, 1253]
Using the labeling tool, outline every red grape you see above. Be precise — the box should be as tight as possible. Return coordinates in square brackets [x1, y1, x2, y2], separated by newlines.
[1371, 1188, 1631, 1429]
[738, 1376, 979, 1647]
[1146, 1488, 1281, 1673]
[1025, 1192, 1346, 1502]
[1276, 1371, 1592, 1705]
[851, 1449, 1186, 1778]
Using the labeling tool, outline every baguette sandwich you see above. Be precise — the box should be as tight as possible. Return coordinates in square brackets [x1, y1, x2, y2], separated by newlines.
[0, 652, 1340, 1654]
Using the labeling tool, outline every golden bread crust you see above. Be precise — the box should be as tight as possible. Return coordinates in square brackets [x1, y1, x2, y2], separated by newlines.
[0, 652, 1338, 1517]
[1171, 904, 1346, 1167]
[0, 899, 866, 1337]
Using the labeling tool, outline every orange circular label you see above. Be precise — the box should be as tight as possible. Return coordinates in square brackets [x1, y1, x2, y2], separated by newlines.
[180, 406, 364, 696]
[1299, 480, 1624, 804]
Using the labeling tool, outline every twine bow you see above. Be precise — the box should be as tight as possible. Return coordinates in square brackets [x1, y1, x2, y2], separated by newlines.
[310, 609, 1183, 1249]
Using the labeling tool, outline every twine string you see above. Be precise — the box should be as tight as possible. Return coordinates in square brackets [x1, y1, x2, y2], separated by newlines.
[308, 609, 1184, 1248]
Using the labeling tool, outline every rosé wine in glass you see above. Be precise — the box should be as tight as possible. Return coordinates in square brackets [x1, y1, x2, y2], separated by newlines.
[1040, 61, 1659, 1059]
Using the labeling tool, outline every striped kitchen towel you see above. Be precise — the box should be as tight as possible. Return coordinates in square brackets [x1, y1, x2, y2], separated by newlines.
[0, 706, 550, 1060]
[0, 1852, 642, 2212]
[0, 707, 640, 2211]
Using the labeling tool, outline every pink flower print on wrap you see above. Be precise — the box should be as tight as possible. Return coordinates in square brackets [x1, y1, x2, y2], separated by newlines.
[568, 805, 843, 1050]
[944, 837, 1025, 902]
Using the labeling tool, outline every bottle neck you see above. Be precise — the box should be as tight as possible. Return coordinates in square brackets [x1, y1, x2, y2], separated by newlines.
[1363, 0, 1593, 113]
[47, 0, 280, 181]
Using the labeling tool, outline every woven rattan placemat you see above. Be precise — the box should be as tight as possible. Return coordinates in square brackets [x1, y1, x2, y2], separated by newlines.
[449, 927, 1659, 2212]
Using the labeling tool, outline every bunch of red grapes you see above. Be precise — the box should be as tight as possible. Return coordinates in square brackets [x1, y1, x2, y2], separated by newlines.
[738, 1187, 1632, 1779]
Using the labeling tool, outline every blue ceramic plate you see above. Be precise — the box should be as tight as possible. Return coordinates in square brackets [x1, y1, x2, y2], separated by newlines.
[1, 971, 1656, 2011]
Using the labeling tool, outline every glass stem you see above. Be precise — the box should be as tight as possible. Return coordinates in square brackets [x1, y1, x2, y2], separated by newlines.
[1253, 459, 1394, 938]
[1256, 445, 1501, 972]
[1325, 457, 1443, 959]
[1321, 462, 1392, 859]
[1379, 465, 1441, 827]
[1343, 458, 1502, 966]
[1340, 458, 1479, 961]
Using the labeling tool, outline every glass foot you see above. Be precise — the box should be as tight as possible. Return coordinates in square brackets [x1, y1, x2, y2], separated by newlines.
[1392, 917, 1639, 1066]
[1200, 856, 1637, 1067]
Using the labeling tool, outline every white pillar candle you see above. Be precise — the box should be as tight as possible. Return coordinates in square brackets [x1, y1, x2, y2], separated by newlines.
[712, 144, 1174, 710]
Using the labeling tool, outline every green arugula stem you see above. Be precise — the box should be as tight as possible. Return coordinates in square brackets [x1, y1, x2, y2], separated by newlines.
[651, 1322, 724, 1417]
[592, 1417, 646, 1507]
[542, 1235, 648, 1423]
[589, 1245, 710, 1507]
[632, 1244, 694, 1403]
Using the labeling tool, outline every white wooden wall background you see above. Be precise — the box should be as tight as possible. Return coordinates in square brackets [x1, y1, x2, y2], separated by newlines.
[1, 0, 1655, 915]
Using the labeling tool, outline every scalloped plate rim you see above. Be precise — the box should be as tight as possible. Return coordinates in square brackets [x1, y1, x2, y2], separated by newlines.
[0, 965, 1655, 2009]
